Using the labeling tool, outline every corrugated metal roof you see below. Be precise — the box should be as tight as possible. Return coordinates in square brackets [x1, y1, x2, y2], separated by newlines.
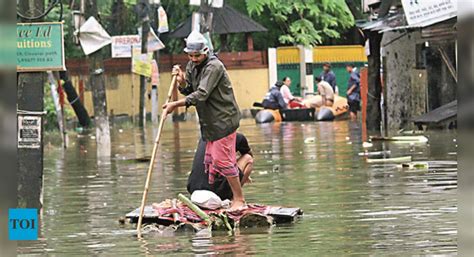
[169, 5, 267, 38]
[358, 12, 407, 32]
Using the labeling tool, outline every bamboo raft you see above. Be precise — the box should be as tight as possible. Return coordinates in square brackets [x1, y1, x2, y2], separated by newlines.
[124, 199, 303, 229]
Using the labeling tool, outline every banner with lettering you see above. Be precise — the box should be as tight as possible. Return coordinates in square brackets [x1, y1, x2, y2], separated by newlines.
[17, 22, 65, 72]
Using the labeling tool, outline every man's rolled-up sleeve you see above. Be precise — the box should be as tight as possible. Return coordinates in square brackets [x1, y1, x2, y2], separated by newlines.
[185, 65, 223, 107]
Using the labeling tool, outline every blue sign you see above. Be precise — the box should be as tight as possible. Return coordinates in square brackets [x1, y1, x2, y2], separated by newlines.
[9, 208, 38, 240]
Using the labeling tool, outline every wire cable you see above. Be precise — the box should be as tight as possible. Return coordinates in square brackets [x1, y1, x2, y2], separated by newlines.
[17, 0, 62, 21]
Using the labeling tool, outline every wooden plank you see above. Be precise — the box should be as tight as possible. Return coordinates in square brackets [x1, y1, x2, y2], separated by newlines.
[412, 100, 457, 124]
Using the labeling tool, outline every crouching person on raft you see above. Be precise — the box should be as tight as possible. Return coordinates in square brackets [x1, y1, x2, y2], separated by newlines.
[162, 31, 246, 211]
[187, 132, 254, 201]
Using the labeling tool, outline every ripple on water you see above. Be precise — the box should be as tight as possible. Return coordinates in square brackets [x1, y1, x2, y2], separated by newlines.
[20, 120, 457, 255]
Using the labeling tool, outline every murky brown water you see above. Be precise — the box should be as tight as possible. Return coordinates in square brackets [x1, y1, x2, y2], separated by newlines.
[19, 119, 457, 255]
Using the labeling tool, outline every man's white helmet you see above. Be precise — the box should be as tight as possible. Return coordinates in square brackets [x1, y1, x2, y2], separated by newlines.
[184, 30, 209, 55]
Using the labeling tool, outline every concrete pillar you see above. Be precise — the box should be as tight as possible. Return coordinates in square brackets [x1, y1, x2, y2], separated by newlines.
[298, 45, 314, 97]
[151, 85, 158, 124]
[366, 32, 383, 132]
[268, 48, 277, 89]
[304, 47, 314, 95]
[381, 30, 420, 131]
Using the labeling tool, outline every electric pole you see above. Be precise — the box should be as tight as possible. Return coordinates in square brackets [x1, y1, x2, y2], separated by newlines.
[17, 0, 45, 209]
[85, 0, 111, 157]
[150, 0, 161, 125]
[137, 0, 150, 127]
[200, 0, 212, 34]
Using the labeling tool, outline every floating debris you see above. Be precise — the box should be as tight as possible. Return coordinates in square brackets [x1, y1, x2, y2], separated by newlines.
[371, 135, 428, 143]
[366, 156, 412, 163]
[304, 137, 316, 144]
[399, 130, 425, 135]
[400, 162, 429, 169]
[272, 165, 280, 172]
[362, 142, 373, 148]
[358, 150, 391, 157]
[124, 156, 151, 163]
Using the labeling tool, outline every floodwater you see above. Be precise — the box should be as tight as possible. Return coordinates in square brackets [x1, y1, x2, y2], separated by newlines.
[19, 119, 457, 255]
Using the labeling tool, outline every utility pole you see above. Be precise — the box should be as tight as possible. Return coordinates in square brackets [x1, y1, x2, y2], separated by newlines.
[366, 31, 383, 131]
[150, 0, 161, 125]
[199, 0, 213, 35]
[137, 0, 150, 127]
[17, 0, 45, 209]
[85, 0, 111, 157]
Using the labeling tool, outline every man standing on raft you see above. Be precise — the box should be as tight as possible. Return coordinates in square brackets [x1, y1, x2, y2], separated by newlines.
[162, 31, 245, 211]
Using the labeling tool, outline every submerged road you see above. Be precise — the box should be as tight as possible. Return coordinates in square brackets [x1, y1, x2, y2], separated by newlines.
[19, 119, 457, 255]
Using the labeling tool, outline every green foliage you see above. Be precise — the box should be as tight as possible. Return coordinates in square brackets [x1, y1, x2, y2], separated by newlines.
[159, 0, 198, 54]
[23, 0, 357, 56]
[245, 0, 355, 47]
[44, 3, 84, 58]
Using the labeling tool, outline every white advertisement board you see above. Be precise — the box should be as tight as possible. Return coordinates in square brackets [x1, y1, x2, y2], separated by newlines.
[401, 0, 457, 27]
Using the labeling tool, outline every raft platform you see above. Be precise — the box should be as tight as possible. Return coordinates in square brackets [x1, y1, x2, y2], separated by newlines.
[125, 205, 303, 225]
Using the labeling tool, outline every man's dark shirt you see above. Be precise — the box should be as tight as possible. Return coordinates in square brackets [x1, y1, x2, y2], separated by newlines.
[178, 54, 241, 141]
[262, 86, 287, 110]
[347, 71, 360, 95]
[187, 133, 252, 200]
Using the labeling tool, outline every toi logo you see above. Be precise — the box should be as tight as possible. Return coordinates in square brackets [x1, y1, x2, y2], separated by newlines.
[9, 208, 38, 240]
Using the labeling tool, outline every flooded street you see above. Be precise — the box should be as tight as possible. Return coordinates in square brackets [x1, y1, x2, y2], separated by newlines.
[19, 119, 457, 255]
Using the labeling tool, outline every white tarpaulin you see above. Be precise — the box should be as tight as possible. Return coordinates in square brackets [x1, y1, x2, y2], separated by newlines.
[401, 0, 457, 27]
[76, 17, 112, 55]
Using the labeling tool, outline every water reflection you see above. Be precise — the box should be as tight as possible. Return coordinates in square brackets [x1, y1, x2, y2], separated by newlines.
[19, 119, 457, 255]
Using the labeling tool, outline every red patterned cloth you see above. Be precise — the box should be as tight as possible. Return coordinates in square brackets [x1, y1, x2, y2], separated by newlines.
[204, 132, 239, 184]
[152, 202, 271, 224]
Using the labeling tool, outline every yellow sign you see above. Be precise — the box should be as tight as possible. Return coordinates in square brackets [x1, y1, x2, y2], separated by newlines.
[131, 47, 153, 77]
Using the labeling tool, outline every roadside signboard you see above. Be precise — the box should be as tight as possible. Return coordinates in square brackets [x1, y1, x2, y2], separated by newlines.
[111, 30, 165, 58]
[401, 0, 457, 27]
[132, 47, 153, 77]
[18, 116, 41, 149]
[17, 22, 66, 72]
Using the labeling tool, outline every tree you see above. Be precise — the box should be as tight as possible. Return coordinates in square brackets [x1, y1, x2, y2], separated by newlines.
[245, 0, 355, 47]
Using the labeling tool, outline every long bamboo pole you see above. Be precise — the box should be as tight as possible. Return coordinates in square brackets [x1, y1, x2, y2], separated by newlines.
[136, 74, 177, 237]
